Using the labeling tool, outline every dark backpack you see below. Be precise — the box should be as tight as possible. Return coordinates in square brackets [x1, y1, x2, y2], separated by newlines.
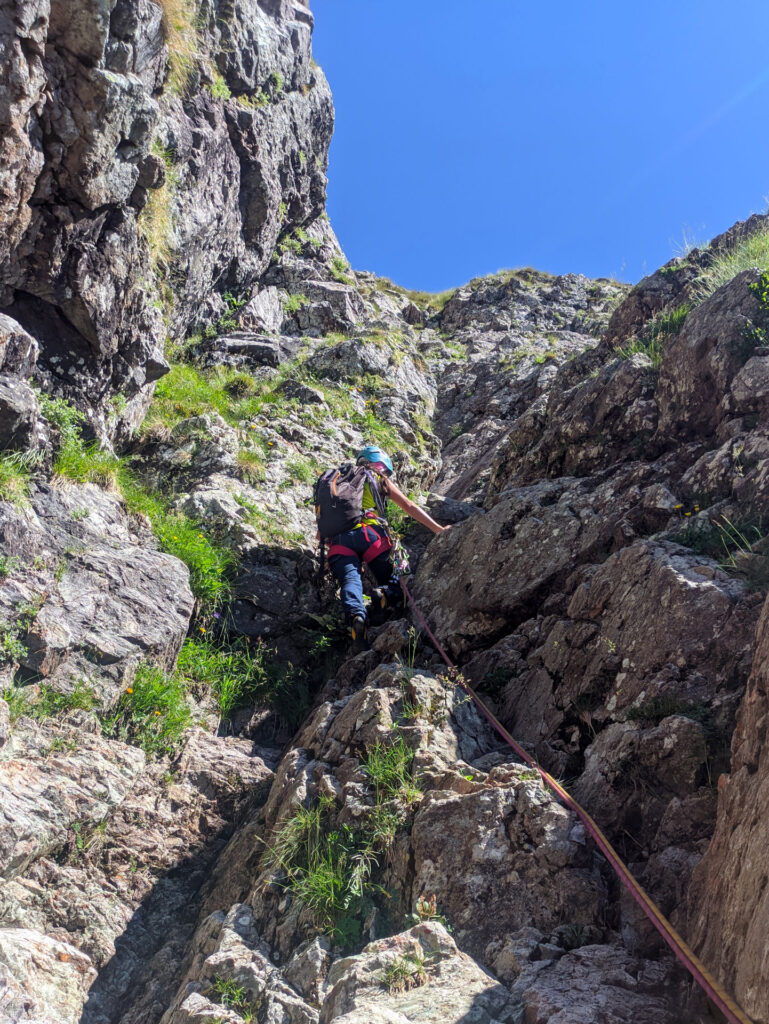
[313, 463, 385, 539]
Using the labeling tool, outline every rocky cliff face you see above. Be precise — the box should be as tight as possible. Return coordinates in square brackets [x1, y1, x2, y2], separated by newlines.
[0, 2, 768, 1022]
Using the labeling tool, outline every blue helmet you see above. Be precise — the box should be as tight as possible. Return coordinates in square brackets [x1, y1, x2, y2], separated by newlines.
[356, 445, 394, 476]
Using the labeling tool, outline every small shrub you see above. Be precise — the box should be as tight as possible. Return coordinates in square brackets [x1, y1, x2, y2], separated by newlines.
[0, 555, 20, 579]
[209, 976, 256, 1016]
[0, 619, 27, 664]
[102, 661, 192, 758]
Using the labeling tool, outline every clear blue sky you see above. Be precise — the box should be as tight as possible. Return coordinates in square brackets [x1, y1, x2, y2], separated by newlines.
[312, 0, 769, 291]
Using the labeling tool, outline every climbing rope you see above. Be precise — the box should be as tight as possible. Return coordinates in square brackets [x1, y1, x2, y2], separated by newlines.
[399, 578, 754, 1024]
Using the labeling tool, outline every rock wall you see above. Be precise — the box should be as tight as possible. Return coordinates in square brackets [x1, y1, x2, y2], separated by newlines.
[0, 1, 768, 1021]
[0, 0, 332, 441]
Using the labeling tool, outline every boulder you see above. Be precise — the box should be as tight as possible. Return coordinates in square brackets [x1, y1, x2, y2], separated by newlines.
[0, 314, 38, 376]
[0, 374, 38, 450]
[320, 922, 520, 1024]
[202, 331, 304, 369]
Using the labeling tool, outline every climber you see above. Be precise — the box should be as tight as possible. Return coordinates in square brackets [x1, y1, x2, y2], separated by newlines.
[314, 445, 447, 649]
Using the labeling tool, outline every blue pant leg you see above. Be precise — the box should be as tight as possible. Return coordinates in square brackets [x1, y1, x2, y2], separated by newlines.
[329, 552, 365, 620]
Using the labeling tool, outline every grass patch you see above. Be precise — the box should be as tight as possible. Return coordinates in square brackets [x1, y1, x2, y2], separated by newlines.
[379, 951, 427, 994]
[158, 0, 200, 94]
[206, 68, 231, 100]
[119, 468, 235, 619]
[139, 140, 179, 271]
[284, 455, 317, 485]
[264, 730, 421, 943]
[177, 636, 269, 720]
[264, 795, 382, 943]
[208, 976, 257, 1019]
[617, 303, 689, 368]
[330, 255, 353, 286]
[362, 735, 421, 805]
[694, 229, 769, 304]
[283, 293, 310, 315]
[3, 679, 99, 724]
[102, 661, 193, 758]
[373, 277, 456, 313]
[0, 450, 39, 505]
[236, 447, 267, 485]
[40, 394, 121, 488]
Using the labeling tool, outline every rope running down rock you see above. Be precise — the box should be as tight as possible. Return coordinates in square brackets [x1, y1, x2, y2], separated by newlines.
[400, 578, 755, 1024]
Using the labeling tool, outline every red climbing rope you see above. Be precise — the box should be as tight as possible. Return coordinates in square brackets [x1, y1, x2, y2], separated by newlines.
[400, 578, 755, 1024]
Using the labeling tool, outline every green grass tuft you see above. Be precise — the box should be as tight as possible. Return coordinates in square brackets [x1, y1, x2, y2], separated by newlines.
[177, 636, 268, 720]
[40, 394, 121, 488]
[119, 468, 235, 619]
[362, 735, 421, 805]
[0, 450, 39, 505]
[102, 661, 193, 758]
[3, 679, 99, 724]
[617, 303, 690, 368]
[694, 229, 769, 303]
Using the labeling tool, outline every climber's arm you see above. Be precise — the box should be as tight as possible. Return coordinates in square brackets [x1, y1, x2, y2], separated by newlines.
[383, 479, 447, 536]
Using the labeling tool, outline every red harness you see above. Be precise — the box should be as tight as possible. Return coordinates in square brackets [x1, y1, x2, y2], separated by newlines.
[327, 524, 392, 564]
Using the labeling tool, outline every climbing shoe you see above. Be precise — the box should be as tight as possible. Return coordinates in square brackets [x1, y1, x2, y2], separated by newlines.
[367, 587, 389, 626]
[350, 614, 368, 651]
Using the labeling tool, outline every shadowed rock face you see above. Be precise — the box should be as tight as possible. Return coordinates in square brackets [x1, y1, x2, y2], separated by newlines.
[686, 594, 769, 1024]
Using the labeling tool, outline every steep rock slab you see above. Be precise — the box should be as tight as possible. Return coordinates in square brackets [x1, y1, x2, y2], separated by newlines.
[159, 902, 318, 1024]
[410, 769, 605, 963]
[411, 475, 639, 656]
[510, 943, 696, 1024]
[686, 590, 769, 1024]
[0, 0, 333, 441]
[0, 724, 275, 1024]
[0, 481, 193, 701]
[0, 927, 96, 1024]
[656, 270, 764, 443]
[0, 715, 144, 883]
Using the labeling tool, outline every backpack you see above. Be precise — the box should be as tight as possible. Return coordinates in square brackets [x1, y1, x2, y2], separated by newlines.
[313, 463, 386, 540]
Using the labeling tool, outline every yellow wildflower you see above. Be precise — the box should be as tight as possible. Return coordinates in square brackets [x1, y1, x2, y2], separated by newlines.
[126, 687, 134, 694]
